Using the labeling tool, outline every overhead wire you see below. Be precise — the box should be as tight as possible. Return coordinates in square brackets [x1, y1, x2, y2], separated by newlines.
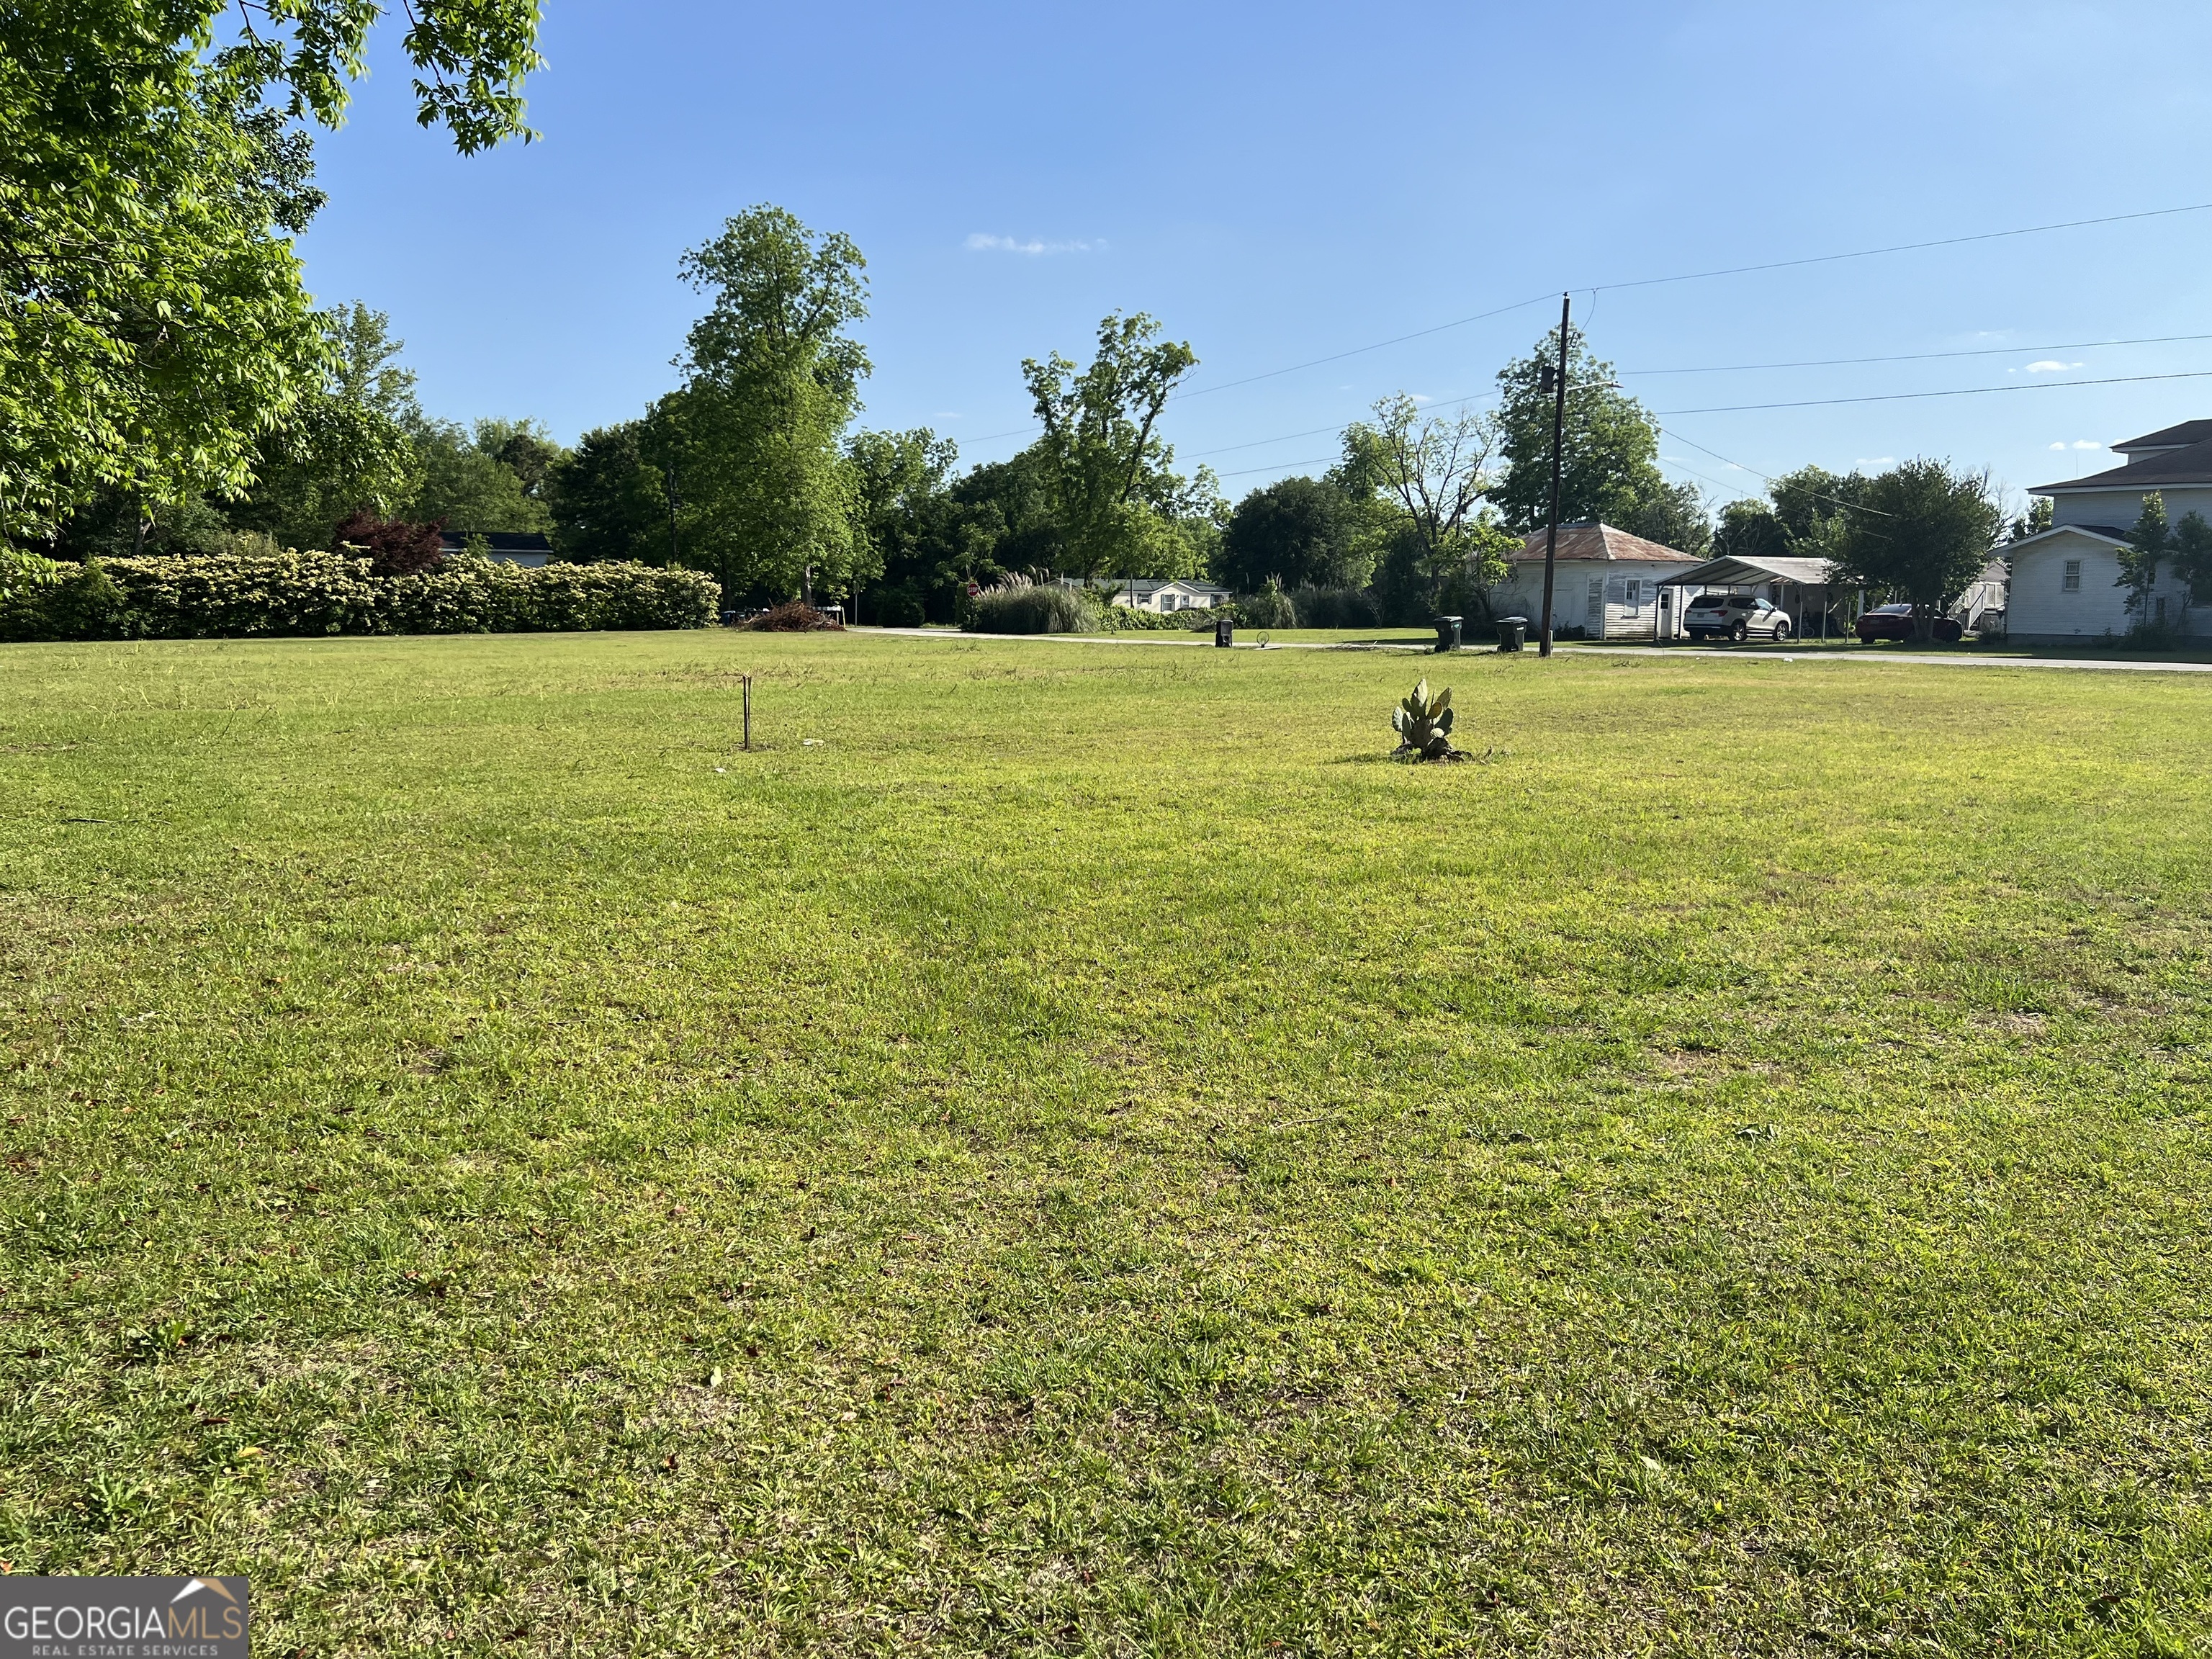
[1653, 366, 2212, 416]
[947, 199, 2212, 475]
[1622, 331, 2212, 377]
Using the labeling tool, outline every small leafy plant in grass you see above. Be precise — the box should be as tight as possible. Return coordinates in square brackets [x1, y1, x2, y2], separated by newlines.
[1390, 678, 1466, 761]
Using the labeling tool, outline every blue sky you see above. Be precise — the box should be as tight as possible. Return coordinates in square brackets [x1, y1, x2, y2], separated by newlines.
[299, 0, 2212, 518]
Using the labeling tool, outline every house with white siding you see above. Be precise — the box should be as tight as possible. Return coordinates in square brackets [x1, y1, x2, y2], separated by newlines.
[2010, 421, 2212, 643]
[1488, 523, 1702, 640]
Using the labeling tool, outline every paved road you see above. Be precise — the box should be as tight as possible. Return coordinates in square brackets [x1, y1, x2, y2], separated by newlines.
[850, 626, 2212, 675]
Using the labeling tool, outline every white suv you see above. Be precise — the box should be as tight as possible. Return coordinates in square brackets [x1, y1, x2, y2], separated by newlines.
[1683, 591, 1791, 642]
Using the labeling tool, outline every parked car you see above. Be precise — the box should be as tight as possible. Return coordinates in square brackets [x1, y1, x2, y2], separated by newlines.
[1856, 603, 1963, 644]
[1683, 591, 1793, 642]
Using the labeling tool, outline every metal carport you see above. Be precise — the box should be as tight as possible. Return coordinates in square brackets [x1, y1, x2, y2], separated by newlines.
[1655, 554, 1856, 641]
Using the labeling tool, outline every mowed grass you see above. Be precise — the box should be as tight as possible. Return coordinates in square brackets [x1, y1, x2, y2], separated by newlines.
[2, 632, 2209, 1657]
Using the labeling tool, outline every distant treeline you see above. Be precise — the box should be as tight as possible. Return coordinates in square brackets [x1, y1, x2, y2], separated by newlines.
[19, 204, 1772, 625]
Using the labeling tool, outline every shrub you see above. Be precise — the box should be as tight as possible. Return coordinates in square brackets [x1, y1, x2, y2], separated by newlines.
[0, 551, 719, 642]
[334, 510, 447, 577]
[1100, 603, 1194, 631]
[743, 602, 843, 631]
[1289, 584, 1380, 629]
[1239, 579, 1298, 629]
[963, 577, 1102, 634]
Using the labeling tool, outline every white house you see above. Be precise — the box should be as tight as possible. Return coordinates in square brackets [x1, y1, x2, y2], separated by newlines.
[1488, 523, 1703, 639]
[2009, 421, 2212, 643]
[1056, 577, 1231, 613]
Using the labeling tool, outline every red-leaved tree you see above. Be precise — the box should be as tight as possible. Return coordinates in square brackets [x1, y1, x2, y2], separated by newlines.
[333, 510, 447, 577]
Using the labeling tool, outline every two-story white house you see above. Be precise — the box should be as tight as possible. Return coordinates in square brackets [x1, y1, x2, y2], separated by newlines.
[2010, 421, 2212, 643]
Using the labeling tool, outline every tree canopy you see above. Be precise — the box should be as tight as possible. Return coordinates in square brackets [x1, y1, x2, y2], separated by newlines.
[0, 0, 542, 547]
[661, 207, 871, 603]
[1833, 459, 2002, 638]
[1215, 476, 1370, 592]
[1023, 314, 1212, 580]
[1492, 325, 1709, 554]
[548, 423, 670, 565]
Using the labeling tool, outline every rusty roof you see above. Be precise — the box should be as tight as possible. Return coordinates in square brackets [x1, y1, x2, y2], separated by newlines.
[1506, 522, 1698, 564]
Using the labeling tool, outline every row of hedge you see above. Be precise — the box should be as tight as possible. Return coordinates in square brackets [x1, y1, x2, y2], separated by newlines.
[0, 551, 721, 641]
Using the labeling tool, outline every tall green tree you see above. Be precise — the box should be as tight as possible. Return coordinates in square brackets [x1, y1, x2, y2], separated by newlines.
[407, 418, 558, 534]
[1022, 313, 1205, 580]
[1215, 475, 1370, 592]
[1712, 498, 1789, 561]
[1340, 395, 1519, 621]
[2117, 492, 2170, 622]
[1, 0, 542, 547]
[1492, 325, 1709, 554]
[668, 207, 870, 603]
[846, 427, 958, 618]
[549, 422, 670, 564]
[2008, 496, 2054, 543]
[1833, 460, 2002, 640]
[2170, 508, 2212, 608]
[225, 303, 422, 550]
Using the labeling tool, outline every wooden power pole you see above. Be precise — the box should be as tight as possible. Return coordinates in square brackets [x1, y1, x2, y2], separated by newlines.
[1537, 292, 1570, 658]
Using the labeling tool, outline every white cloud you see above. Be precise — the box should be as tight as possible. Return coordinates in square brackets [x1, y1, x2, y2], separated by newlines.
[1408, 393, 1434, 405]
[1855, 456, 1896, 468]
[2049, 441, 2068, 450]
[932, 411, 962, 421]
[2072, 439, 2103, 450]
[2024, 359, 2084, 374]
[965, 233, 1100, 256]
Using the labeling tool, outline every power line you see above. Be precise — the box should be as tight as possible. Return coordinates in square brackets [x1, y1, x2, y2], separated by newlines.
[1656, 428, 1893, 518]
[952, 199, 2212, 464]
[1590, 201, 2212, 296]
[1215, 454, 1342, 480]
[1653, 366, 2212, 416]
[959, 293, 1557, 447]
[1168, 294, 1557, 401]
[1624, 331, 2212, 377]
[1038, 199, 2212, 428]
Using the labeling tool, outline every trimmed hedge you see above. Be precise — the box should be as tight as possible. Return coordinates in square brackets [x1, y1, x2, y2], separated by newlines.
[0, 551, 720, 642]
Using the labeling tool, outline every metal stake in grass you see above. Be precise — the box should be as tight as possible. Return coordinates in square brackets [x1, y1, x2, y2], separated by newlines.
[741, 673, 752, 751]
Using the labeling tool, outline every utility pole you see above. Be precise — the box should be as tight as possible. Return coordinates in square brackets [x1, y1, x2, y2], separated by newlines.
[664, 459, 682, 566]
[1537, 292, 1570, 658]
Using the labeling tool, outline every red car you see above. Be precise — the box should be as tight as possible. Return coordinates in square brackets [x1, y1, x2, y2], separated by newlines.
[1857, 603, 1963, 644]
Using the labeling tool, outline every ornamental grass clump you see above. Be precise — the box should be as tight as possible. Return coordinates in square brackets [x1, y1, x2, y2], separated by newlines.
[1391, 678, 1466, 762]
[962, 576, 1102, 635]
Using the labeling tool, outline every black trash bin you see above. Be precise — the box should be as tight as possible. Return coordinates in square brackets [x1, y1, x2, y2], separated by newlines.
[1494, 616, 1528, 652]
[1432, 615, 1463, 653]
[1213, 614, 1234, 648]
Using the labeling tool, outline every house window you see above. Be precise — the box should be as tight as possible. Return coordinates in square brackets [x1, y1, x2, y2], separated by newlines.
[2062, 559, 2082, 593]
[1623, 580, 1641, 607]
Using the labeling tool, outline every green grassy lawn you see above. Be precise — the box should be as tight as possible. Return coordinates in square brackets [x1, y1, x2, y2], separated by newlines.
[3, 633, 2209, 1656]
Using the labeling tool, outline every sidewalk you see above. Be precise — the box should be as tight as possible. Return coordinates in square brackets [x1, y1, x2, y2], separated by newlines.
[850, 626, 2212, 675]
